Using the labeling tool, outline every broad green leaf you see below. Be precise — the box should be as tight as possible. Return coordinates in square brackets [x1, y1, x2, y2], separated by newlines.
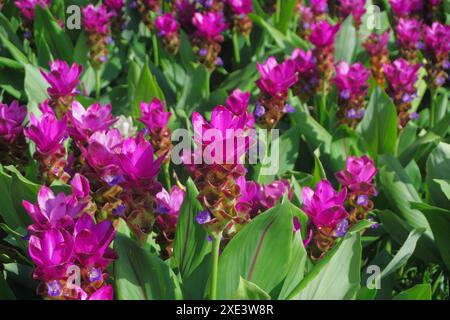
[311, 148, 326, 187]
[113, 231, 181, 300]
[173, 179, 211, 279]
[288, 232, 361, 300]
[275, 0, 298, 33]
[426, 142, 450, 208]
[334, 16, 356, 63]
[393, 284, 431, 300]
[0, 275, 14, 300]
[230, 278, 271, 300]
[433, 179, 450, 200]
[24, 63, 49, 106]
[358, 87, 398, 158]
[0, 32, 29, 65]
[411, 202, 450, 272]
[380, 228, 425, 278]
[175, 63, 209, 115]
[217, 201, 295, 299]
[0, 165, 24, 229]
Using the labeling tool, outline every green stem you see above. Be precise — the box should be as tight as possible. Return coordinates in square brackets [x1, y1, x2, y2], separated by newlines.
[320, 80, 327, 125]
[95, 69, 101, 100]
[232, 32, 241, 65]
[163, 161, 171, 190]
[209, 233, 221, 300]
[152, 33, 159, 67]
[205, 71, 211, 101]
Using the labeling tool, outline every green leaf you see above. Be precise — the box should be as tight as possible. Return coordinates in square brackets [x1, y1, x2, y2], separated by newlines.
[132, 57, 164, 120]
[173, 179, 211, 290]
[24, 63, 49, 106]
[288, 232, 361, 300]
[410, 202, 450, 272]
[358, 87, 398, 158]
[217, 201, 295, 299]
[380, 228, 425, 279]
[0, 275, 15, 300]
[0, 32, 29, 65]
[311, 148, 327, 187]
[113, 230, 181, 300]
[393, 284, 431, 300]
[34, 6, 74, 63]
[334, 15, 356, 63]
[426, 142, 450, 208]
[0, 165, 24, 229]
[433, 179, 450, 200]
[175, 63, 209, 115]
[275, 0, 298, 33]
[230, 277, 271, 300]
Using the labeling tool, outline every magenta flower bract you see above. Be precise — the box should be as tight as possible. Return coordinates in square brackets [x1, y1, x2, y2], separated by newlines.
[23, 186, 84, 233]
[83, 129, 124, 184]
[338, 0, 366, 26]
[71, 173, 91, 200]
[119, 134, 163, 187]
[140, 98, 171, 131]
[302, 180, 348, 230]
[28, 228, 74, 281]
[423, 22, 450, 59]
[156, 186, 185, 216]
[68, 101, 116, 142]
[236, 177, 260, 216]
[155, 13, 180, 36]
[73, 214, 116, 267]
[396, 18, 422, 49]
[227, 0, 253, 15]
[0, 101, 27, 143]
[336, 156, 377, 196]
[310, 0, 328, 16]
[363, 31, 389, 56]
[256, 57, 298, 96]
[225, 89, 254, 128]
[24, 111, 67, 155]
[14, 0, 50, 21]
[334, 61, 370, 98]
[383, 58, 420, 99]
[82, 4, 112, 35]
[309, 21, 340, 49]
[192, 11, 227, 40]
[258, 179, 292, 211]
[40, 60, 82, 100]
[174, 0, 196, 32]
[87, 285, 114, 300]
[104, 0, 124, 11]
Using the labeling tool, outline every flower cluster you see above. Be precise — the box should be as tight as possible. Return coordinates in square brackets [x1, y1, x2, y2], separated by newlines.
[24, 178, 116, 300]
[135, 0, 161, 30]
[337, 0, 366, 29]
[334, 61, 371, 127]
[383, 58, 420, 128]
[40, 60, 83, 117]
[155, 13, 181, 55]
[187, 90, 254, 235]
[225, 0, 253, 37]
[140, 98, 173, 161]
[104, 0, 125, 35]
[423, 22, 450, 88]
[14, 0, 51, 38]
[192, 11, 227, 70]
[296, 0, 328, 38]
[255, 56, 298, 129]
[396, 18, 422, 62]
[82, 4, 113, 69]
[0, 101, 28, 167]
[291, 49, 319, 102]
[302, 155, 377, 259]
[363, 31, 390, 87]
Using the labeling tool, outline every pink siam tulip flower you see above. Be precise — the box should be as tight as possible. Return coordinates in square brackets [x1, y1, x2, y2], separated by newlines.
[396, 18, 423, 62]
[140, 98, 171, 132]
[192, 11, 227, 41]
[235, 177, 260, 217]
[336, 156, 377, 196]
[71, 173, 91, 200]
[291, 49, 319, 101]
[14, 0, 50, 21]
[334, 62, 370, 98]
[119, 134, 164, 188]
[28, 228, 74, 281]
[423, 22, 450, 59]
[73, 214, 116, 267]
[309, 21, 340, 49]
[24, 111, 67, 155]
[40, 60, 82, 100]
[155, 13, 180, 36]
[258, 180, 292, 211]
[338, 0, 366, 27]
[225, 89, 254, 129]
[155, 186, 185, 237]
[389, 0, 422, 18]
[104, 0, 124, 11]
[68, 101, 117, 143]
[227, 0, 253, 15]
[0, 101, 27, 143]
[22, 186, 85, 233]
[174, 0, 196, 33]
[82, 4, 112, 35]
[310, 0, 328, 16]
[256, 57, 298, 97]
[83, 129, 124, 184]
[87, 285, 114, 300]
[302, 180, 348, 231]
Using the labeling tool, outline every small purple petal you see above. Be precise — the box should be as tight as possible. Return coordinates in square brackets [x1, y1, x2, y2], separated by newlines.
[199, 48, 208, 57]
[254, 103, 265, 117]
[47, 280, 62, 297]
[356, 194, 369, 206]
[409, 112, 419, 120]
[340, 89, 351, 100]
[283, 103, 296, 113]
[88, 267, 103, 282]
[195, 210, 211, 224]
[335, 219, 348, 237]
[112, 204, 126, 216]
